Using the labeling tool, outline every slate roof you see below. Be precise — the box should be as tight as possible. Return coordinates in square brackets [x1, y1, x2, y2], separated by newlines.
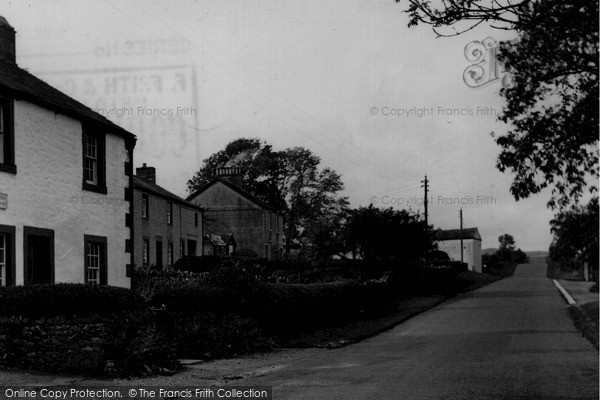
[186, 177, 283, 214]
[0, 59, 135, 142]
[435, 227, 481, 241]
[133, 176, 203, 210]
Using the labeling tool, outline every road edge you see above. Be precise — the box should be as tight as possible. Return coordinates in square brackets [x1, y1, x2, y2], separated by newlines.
[552, 279, 577, 305]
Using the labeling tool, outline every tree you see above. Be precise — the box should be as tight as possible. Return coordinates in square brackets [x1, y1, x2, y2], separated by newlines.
[187, 138, 348, 258]
[549, 197, 599, 281]
[495, 233, 527, 265]
[498, 234, 516, 251]
[397, 0, 599, 209]
[345, 205, 435, 266]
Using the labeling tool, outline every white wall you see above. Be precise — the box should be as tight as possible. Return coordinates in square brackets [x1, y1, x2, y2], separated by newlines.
[436, 238, 482, 273]
[0, 100, 131, 287]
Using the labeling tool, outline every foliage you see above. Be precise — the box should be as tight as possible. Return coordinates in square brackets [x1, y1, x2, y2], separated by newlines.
[186, 138, 348, 259]
[0, 283, 147, 317]
[344, 205, 435, 266]
[549, 197, 599, 280]
[397, 0, 599, 209]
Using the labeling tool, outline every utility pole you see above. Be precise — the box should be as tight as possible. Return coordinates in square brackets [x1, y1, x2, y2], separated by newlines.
[459, 208, 464, 263]
[421, 175, 429, 226]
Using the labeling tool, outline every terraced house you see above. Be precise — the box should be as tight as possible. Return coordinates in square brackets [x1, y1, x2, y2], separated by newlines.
[0, 16, 136, 287]
[133, 164, 203, 268]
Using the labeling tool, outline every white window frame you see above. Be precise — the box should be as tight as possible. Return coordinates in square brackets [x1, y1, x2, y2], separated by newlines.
[167, 242, 173, 267]
[142, 239, 149, 265]
[85, 242, 101, 285]
[83, 133, 98, 184]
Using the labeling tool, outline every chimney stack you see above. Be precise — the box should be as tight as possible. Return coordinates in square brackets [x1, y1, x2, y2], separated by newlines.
[0, 17, 15, 63]
[215, 166, 244, 188]
[136, 163, 156, 183]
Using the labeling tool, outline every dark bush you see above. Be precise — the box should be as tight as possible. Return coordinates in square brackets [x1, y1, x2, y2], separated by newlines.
[0, 283, 146, 317]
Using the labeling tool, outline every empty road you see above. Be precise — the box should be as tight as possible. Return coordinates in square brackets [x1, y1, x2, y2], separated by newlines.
[244, 263, 599, 399]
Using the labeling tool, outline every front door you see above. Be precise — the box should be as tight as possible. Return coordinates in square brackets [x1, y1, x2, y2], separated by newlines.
[24, 227, 54, 284]
[187, 239, 197, 256]
[156, 240, 163, 268]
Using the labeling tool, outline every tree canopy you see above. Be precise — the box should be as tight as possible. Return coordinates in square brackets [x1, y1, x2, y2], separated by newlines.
[398, 0, 599, 209]
[187, 138, 348, 258]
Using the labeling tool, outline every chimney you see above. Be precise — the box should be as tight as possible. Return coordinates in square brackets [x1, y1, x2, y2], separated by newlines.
[136, 163, 156, 183]
[215, 166, 244, 188]
[0, 16, 15, 63]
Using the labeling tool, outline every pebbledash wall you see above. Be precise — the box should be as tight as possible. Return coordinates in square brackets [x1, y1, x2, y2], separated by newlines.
[1, 100, 132, 287]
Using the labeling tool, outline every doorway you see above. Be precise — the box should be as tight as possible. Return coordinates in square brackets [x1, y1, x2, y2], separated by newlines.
[24, 227, 54, 284]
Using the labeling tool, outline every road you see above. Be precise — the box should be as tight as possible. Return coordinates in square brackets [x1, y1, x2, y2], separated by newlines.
[243, 263, 599, 399]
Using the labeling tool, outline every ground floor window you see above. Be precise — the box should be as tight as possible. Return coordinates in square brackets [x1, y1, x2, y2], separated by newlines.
[180, 239, 185, 257]
[167, 242, 173, 267]
[0, 234, 5, 286]
[142, 238, 149, 265]
[0, 225, 15, 286]
[84, 235, 107, 285]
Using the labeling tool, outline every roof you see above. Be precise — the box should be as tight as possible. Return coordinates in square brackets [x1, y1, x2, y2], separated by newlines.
[435, 227, 481, 241]
[0, 59, 135, 143]
[186, 177, 283, 214]
[133, 176, 203, 211]
[204, 234, 227, 247]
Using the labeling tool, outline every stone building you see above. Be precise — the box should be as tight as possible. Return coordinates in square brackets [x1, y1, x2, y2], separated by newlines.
[133, 164, 203, 268]
[187, 167, 285, 259]
[0, 16, 136, 287]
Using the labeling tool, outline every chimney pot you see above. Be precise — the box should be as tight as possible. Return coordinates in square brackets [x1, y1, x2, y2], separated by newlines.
[136, 164, 156, 184]
[0, 16, 16, 63]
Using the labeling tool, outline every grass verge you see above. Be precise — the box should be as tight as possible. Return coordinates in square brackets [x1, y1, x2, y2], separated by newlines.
[568, 302, 599, 350]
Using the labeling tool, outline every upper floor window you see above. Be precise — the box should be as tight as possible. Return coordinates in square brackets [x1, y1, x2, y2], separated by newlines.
[167, 202, 173, 225]
[194, 212, 199, 227]
[0, 98, 16, 174]
[142, 194, 149, 219]
[82, 128, 106, 193]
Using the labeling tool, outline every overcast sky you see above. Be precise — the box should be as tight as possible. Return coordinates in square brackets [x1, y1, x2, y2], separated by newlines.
[2, 0, 556, 250]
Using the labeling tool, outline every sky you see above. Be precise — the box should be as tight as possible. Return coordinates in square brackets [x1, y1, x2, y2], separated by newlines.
[1, 0, 557, 250]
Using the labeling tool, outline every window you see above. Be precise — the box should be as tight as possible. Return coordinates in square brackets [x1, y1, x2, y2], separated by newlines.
[180, 239, 185, 257]
[167, 202, 173, 225]
[142, 239, 149, 265]
[84, 235, 107, 285]
[194, 212, 199, 227]
[167, 243, 173, 267]
[264, 244, 269, 259]
[0, 234, 5, 286]
[82, 129, 106, 193]
[0, 98, 16, 174]
[142, 194, 149, 219]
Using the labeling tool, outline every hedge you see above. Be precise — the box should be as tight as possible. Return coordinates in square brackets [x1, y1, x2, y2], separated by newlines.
[0, 284, 178, 377]
[0, 283, 147, 316]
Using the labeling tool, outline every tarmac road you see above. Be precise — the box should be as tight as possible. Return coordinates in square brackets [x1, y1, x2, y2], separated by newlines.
[243, 263, 599, 399]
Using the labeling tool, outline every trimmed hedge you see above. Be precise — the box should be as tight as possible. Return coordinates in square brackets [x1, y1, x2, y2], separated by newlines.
[0, 284, 178, 377]
[0, 283, 147, 316]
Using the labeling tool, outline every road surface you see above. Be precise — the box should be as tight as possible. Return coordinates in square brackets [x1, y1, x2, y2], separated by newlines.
[244, 263, 599, 399]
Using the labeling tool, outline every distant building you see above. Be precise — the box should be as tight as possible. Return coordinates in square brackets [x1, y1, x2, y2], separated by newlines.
[133, 164, 203, 268]
[0, 16, 136, 287]
[435, 228, 482, 273]
[187, 167, 285, 259]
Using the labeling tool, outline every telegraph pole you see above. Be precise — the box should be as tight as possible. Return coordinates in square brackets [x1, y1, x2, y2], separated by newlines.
[459, 208, 464, 263]
[421, 175, 429, 226]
